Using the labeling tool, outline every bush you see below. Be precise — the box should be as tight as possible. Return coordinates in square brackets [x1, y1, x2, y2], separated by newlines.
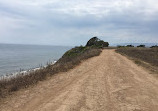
[150, 45, 158, 48]
[126, 45, 134, 47]
[137, 45, 145, 48]
[117, 45, 126, 48]
[63, 46, 88, 57]
[86, 37, 109, 47]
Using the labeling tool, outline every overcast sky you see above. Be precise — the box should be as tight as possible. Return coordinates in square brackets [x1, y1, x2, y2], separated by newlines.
[0, 0, 158, 46]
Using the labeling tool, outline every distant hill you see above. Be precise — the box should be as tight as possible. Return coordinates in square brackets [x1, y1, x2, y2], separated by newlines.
[110, 43, 158, 47]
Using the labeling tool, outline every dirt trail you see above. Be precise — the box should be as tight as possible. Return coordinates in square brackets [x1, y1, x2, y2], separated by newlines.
[1, 49, 158, 111]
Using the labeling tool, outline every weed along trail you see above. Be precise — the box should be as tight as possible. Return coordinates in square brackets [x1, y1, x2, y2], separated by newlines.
[1, 49, 158, 111]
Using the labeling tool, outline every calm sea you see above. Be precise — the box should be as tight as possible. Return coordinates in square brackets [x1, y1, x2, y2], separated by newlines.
[0, 44, 71, 76]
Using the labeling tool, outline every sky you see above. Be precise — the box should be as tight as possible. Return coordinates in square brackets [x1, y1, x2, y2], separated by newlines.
[0, 0, 158, 46]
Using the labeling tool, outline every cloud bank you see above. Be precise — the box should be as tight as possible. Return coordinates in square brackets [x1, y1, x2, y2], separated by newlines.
[0, 0, 158, 46]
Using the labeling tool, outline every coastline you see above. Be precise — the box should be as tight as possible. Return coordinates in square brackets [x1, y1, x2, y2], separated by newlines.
[0, 61, 57, 80]
[0, 43, 71, 77]
[0, 46, 102, 98]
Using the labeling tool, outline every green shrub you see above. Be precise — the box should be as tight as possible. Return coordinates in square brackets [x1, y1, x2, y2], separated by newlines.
[86, 37, 109, 47]
[150, 45, 158, 48]
[117, 45, 126, 48]
[126, 45, 134, 47]
[137, 45, 145, 47]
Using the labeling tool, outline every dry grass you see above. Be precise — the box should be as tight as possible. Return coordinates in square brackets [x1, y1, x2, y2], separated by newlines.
[0, 46, 102, 98]
[116, 47, 158, 73]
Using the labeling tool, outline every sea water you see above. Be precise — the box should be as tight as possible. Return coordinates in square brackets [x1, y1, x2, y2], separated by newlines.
[0, 43, 71, 76]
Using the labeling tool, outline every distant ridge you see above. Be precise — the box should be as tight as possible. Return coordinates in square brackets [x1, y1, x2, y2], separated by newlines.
[110, 43, 158, 47]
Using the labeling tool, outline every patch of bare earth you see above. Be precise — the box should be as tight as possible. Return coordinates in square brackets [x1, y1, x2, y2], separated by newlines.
[0, 50, 158, 111]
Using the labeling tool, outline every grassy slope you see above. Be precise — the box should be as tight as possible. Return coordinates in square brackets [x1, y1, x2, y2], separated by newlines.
[0, 46, 102, 98]
[116, 47, 158, 73]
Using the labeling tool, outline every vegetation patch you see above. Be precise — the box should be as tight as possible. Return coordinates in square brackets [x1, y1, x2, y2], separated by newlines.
[116, 47, 158, 73]
[137, 45, 145, 48]
[86, 37, 109, 48]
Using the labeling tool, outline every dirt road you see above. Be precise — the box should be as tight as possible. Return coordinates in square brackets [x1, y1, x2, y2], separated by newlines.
[1, 50, 158, 111]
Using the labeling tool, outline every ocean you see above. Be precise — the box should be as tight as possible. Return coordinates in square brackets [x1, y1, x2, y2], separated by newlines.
[0, 44, 71, 76]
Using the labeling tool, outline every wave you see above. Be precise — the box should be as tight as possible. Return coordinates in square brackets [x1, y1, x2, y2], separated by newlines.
[0, 60, 57, 80]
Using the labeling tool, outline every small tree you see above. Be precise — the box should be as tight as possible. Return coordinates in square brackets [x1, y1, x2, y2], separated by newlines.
[86, 37, 100, 47]
[86, 37, 109, 47]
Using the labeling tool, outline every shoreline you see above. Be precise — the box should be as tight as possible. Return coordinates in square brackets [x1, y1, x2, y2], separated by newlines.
[0, 46, 102, 98]
[0, 61, 57, 80]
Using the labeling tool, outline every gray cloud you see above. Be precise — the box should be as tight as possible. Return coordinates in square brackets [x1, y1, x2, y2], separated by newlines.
[0, 0, 158, 46]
